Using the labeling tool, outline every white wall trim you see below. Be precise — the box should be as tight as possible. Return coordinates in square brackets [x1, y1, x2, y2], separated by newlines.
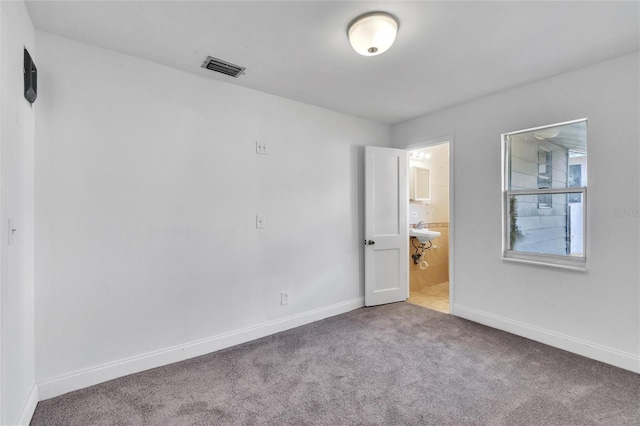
[15, 385, 38, 426]
[37, 297, 364, 400]
[455, 304, 640, 374]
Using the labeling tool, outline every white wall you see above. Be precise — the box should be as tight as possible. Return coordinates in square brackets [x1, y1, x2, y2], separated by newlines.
[393, 52, 640, 372]
[0, 1, 37, 424]
[34, 31, 391, 396]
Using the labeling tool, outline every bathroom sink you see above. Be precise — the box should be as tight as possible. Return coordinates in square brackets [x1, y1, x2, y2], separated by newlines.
[409, 228, 441, 244]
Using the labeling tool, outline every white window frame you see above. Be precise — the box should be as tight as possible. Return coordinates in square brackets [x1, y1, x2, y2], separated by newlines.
[501, 119, 588, 271]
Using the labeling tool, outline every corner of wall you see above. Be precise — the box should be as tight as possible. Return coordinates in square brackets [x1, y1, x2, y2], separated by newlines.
[0, 0, 37, 425]
[15, 386, 38, 426]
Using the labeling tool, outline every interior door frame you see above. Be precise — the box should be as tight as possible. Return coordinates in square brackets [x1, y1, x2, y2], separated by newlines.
[405, 135, 455, 314]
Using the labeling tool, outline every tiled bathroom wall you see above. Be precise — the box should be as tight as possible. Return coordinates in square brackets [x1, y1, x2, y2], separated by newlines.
[409, 224, 449, 291]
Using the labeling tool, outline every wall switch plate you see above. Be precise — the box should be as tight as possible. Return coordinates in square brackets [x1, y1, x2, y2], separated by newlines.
[281, 291, 289, 305]
[256, 215, 265, 229]
[256, 141, 268, 155]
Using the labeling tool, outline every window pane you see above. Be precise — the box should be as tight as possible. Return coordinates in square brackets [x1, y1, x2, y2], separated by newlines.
[508, 121, 587, 191]
[568, 163, 584, 203]
[508, 193, 584, 257]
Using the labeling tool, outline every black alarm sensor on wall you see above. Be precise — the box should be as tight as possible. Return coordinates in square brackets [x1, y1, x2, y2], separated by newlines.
[24, 48, 37, 104]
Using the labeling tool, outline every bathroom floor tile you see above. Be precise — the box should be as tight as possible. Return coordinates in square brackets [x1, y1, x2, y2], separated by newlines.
[407, 281, 449, 313]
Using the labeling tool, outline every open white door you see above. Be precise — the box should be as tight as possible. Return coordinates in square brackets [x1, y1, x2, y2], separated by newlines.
[364, 146, 408, 306]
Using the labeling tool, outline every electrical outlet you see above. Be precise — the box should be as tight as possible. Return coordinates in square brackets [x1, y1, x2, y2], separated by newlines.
[256, 215, 265, 229]
[256, 141, 268, 155]
[281, 291, 289, 305]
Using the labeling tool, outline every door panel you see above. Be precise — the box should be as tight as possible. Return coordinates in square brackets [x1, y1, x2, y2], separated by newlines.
[373, 249, 400, 292]
[365, 146, 408, 306]
[373, 158, 400, 235]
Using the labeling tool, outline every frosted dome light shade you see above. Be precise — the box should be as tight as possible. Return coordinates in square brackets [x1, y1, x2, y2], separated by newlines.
[533, 128, 561, 140]
[348, 12, 398, 56]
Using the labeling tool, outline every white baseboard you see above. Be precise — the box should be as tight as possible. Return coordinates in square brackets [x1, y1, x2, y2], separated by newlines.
[454, 304, 640, 374]
[38, 297, 364, 400]
[15, 385, 38, 426]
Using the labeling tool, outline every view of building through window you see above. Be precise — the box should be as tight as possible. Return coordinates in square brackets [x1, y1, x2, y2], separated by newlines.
[503, 119, 587, 268]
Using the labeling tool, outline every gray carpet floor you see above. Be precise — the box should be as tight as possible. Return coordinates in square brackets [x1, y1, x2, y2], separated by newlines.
[31, 302, 640, 425]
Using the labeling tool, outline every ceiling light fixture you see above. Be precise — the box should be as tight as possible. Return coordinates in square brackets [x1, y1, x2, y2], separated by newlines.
[533, 128, 560, 140]
[347, 12, 399, 56]
[410, 151, 431, 161]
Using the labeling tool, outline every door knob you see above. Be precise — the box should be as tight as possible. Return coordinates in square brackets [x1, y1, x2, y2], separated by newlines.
[367, 240, 375, 245]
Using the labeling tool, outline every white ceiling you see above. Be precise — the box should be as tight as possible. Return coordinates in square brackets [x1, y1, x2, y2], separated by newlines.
[25, 1, 639, 125]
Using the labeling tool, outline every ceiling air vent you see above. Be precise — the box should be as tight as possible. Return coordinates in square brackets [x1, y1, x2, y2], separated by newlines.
[201, 56, 245, 78]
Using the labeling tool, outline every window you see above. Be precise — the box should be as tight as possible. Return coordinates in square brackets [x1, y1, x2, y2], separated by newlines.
[502, 119, 587, 270]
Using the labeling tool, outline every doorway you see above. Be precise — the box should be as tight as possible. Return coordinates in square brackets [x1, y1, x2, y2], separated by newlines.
[405, 139, 452, 313]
